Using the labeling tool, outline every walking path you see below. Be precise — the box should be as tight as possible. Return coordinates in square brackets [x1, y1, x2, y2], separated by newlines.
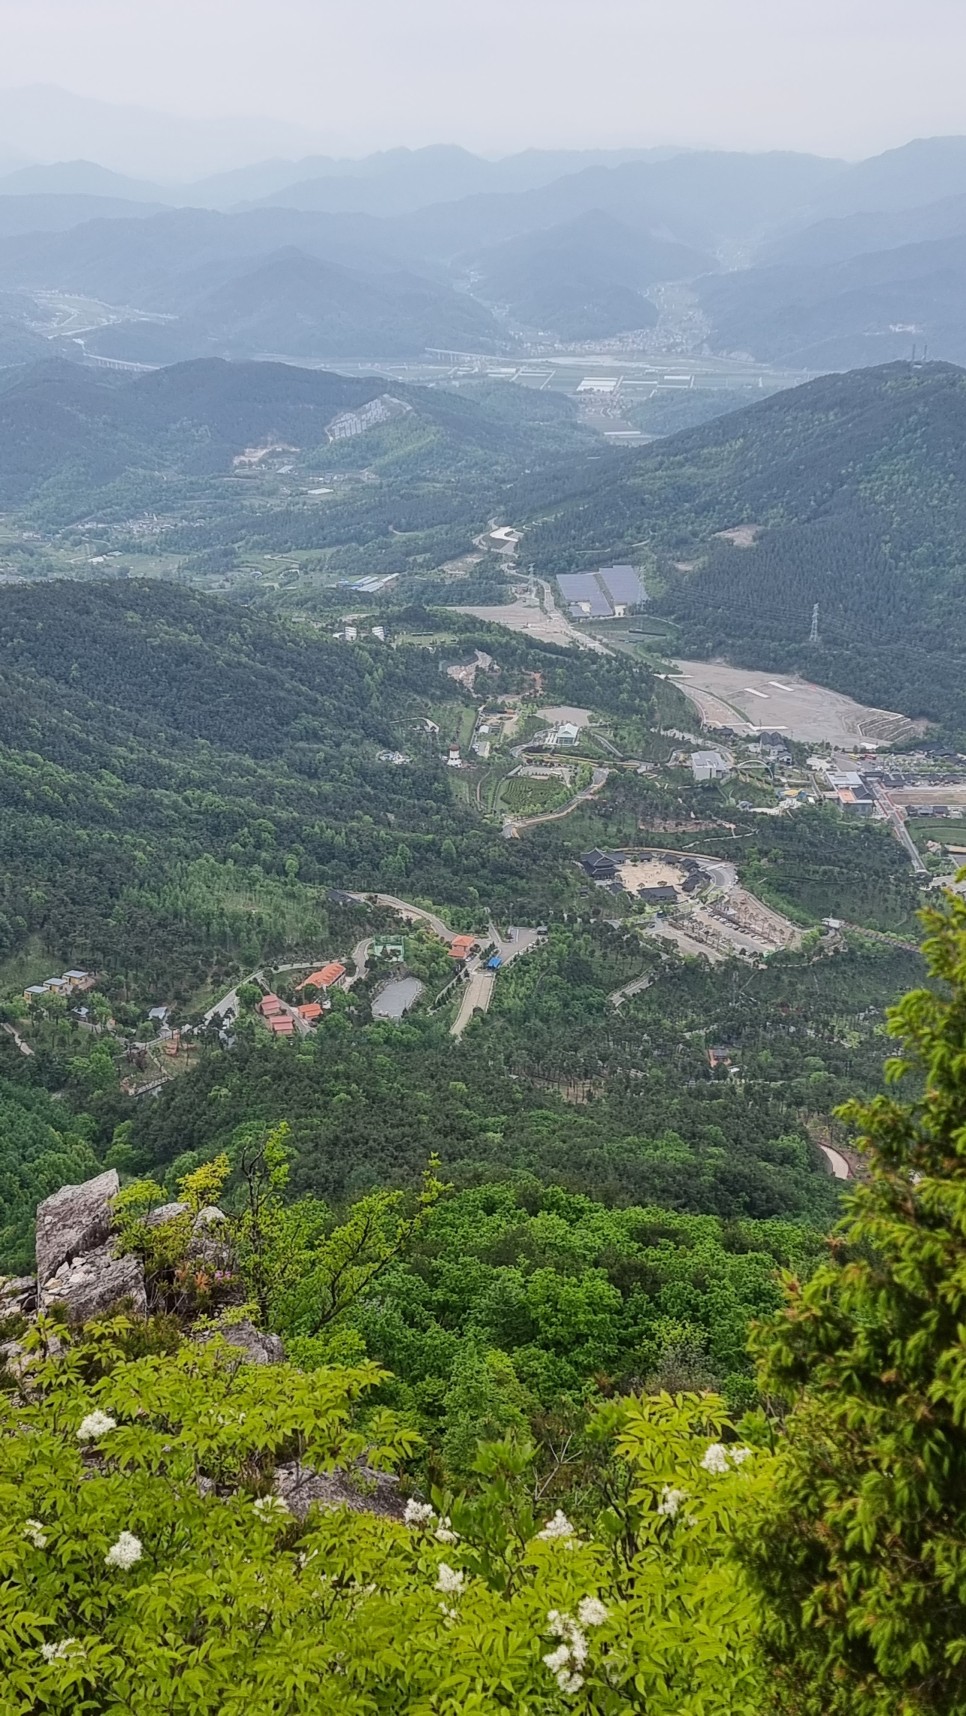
[504, 767, 610, 837]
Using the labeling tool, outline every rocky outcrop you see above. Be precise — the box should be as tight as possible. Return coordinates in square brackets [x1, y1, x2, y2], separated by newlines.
[32, 1168, 148, 1324]
[41, 1247, 147, 1321]
[0, 1275, 36, 1316]
[275, 1460, 403, 1521]
[143, 1201, 189, 1229]
[188, 1205, 231, 1266]
[203, 1319, 284, 1365]
[35, 1169, 120, 1289]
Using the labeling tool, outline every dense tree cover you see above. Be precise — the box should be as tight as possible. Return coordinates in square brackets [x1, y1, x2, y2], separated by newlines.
[323, 1182, 825, 1448]
[0, 583, 652, 995]
[4, 895, 966, 1713]
[0, 1076, 101, 1272]
[0, 1326, 767, 1715]
[625, 387, 780, 439]
[124, 916, 918, 1237]
[519, 361, 966, 734]
[0, 361, 592, 595]
[0, 359, 386, 512]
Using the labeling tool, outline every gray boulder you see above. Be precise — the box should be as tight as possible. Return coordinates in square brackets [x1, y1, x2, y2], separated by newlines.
[41, 1246, 147, 1323]
[188, 1205, 231, 1266]
[275, 1460, 403, 1521]
[143, 1201, 189, 1229]
[205, 1319, 284, 1365]
[0, 1275, 37, 1315]
[35, 1169, 119, 1288]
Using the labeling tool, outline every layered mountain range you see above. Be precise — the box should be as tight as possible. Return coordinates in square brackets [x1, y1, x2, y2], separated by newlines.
[0, 136, 966, 360]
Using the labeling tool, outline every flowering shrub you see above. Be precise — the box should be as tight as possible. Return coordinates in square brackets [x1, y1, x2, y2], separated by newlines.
[0, 1317, 766, 1714]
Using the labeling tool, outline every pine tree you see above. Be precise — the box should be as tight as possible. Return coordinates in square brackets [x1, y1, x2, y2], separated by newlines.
[745, 887, 966, 1715]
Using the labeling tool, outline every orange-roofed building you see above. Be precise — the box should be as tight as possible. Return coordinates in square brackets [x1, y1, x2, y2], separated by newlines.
[269, 1015, 296, 1034]
[260, 994, 283, 1016]
[298, 962, 346, 992]
[298, 1002, 324, 1021]
[450, 935, 477, 961]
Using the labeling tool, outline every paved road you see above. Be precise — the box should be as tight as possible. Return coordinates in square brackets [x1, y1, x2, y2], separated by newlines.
[609, 971, 657, 1008]
[869, 782, 929, 875]
[346, 937, 373, 986]
[451, 967, 496, 1037]
[346, 892, 456, 942]
[450, 923, 542, 1038]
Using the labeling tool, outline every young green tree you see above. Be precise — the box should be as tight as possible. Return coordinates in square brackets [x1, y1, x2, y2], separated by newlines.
[0, 1318, 766, 1716]
[744, 887, 966, 1716]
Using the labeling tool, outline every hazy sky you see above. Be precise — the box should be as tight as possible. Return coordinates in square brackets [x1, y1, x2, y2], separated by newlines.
[3, 0, 966, 163]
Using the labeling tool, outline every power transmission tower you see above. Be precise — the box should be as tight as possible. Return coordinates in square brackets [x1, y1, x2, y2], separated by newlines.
[808, 603, 820, 645]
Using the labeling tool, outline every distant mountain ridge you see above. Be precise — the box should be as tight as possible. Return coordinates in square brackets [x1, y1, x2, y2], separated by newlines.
[2, 134, 966, 362]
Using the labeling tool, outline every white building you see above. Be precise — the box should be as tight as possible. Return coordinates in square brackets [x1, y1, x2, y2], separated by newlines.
[691, 750, 730, 782]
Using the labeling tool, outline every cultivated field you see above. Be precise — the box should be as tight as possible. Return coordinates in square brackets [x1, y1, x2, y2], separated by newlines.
[671, 661, 923, 747]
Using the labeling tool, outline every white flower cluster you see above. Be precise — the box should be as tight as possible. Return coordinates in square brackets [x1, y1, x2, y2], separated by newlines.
[77, 1410, 116, 1443]
[104, 1531, 142, 1570]
[656, 1484, 687, 1518]
[41, 1638, 82, 1663]
[700, 1442, 753, 1476]
[543, 1603, 605, 1696]
[434, 1563, 465, 1595]
[536, 1509, 575, 1541]
[23, 1519, 48, 1549]
[403, 1498, 460, 1544]
[253, 1495, 291, 1521]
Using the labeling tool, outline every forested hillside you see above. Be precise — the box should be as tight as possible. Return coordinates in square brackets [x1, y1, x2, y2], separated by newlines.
[0, 358, 593, 586]
[522, 360, 966, 731]
[0, 581, 651, 995]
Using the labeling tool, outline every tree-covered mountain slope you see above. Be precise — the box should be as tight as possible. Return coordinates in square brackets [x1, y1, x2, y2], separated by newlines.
[0, 355, 591, 529]
[522, 360, 966, 731]
[695, 234, 966, 369]
[468, 211, 710, 340]
[0, 580, 652, 995]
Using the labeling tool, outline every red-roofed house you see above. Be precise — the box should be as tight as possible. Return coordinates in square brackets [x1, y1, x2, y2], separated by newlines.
[298, 1002, 324, 1022]
[260, 994, 283, 1017]
[298, 962, 347, 993]
[269, 1015, 296, 1035]
[450, 935, 478, 962]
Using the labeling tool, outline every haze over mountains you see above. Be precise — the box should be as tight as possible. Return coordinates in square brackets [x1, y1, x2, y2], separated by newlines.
[2, 95, 966, 366]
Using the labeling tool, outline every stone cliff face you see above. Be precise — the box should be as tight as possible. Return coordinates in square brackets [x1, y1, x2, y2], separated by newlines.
[0, 1171, 272, 1375]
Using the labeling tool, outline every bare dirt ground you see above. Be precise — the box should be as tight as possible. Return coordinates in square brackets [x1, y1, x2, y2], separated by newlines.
[892, 786, 966, 808]
[617, 858, 683, 891]
[713, 525, 761, 548]
[671, 661, 923, 746]
[454, 581, 611, 655]
[454, 598, 578, 648]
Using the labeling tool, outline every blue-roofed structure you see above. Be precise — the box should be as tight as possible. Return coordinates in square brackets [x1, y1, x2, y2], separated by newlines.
[556, 565, 646, 620]
[598, 565, 647, 610]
